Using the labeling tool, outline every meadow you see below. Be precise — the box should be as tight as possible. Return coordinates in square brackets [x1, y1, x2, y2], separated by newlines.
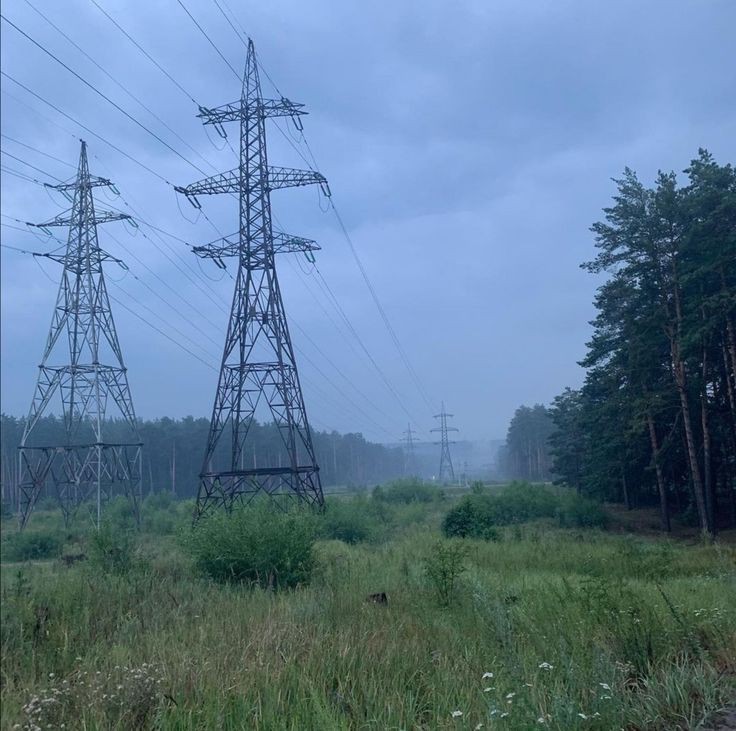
[1, 482, 734, 730]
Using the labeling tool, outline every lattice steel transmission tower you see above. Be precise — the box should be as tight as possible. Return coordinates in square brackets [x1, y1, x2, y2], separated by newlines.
[18, 140, 142, 528]
[176, 39, 328, 518]
[401, 424, 418, 476]
[431, 402, 458, 483]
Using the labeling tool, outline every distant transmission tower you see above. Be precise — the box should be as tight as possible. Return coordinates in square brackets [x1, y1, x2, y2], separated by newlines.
[18, 140, 142, 528]
[401, 424, 418, 476]
[176, 39, 328, 518]
[431, 402, 458, 483]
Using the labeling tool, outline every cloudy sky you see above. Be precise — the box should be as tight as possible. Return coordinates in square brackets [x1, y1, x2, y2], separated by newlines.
[1, 0, 734, 444]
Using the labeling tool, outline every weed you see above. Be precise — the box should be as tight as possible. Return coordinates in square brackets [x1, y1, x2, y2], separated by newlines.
[183, 501, 318, 588]
[423, 540, 469, 606]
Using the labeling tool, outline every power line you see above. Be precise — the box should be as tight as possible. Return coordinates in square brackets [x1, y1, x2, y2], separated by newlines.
[175, 0, 240, 81]
[329, 200, 434, 410]
[109, 294, 218, 372]
[3, 10, 425, 439]
[205, 8, 433, 412]
[1, 151, 65, 182]
[1, 134, 76, 168]
[22, 0, 218, 175]
[87, 0, 198, 105]
[1, 14, 208, 176]
[1, 71, 170, 184]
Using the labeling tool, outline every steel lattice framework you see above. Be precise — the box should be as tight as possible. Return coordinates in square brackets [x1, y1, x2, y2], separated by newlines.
[176, 40, 327, 518]
[402, 423, 418, 476]
[431, 402, 458, 483]
[18, 141, 142, 528]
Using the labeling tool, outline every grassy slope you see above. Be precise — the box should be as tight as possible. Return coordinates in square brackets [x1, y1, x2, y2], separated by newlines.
[1, 504, 735, 730]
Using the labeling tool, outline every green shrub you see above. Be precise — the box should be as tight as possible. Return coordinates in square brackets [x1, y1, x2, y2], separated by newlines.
[441, 497, 500, 540]
[423, 540, 469, 606]
[2, 529, 63, 561]
[141, 492, 184, 535]
[470, 480, 486, 494]
[319, 497, 380, 544]
[183, 502, 318, 588]
[372, 478, 442, 504]
[556, 492, 609, 528]
[88, 522, 136, 574]
[103, 495, 139, 531]
[442, 482, 609, 538]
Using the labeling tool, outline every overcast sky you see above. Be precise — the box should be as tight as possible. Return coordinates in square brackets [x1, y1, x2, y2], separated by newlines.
[1, 0, 734, 444]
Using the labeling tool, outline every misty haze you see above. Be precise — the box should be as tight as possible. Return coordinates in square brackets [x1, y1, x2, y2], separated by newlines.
[1, 2, 734, 729]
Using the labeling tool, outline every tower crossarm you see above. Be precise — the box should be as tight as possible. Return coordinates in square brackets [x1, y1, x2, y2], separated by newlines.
[35, 250, 126, 268]
[176, 167, 329, 201]
[32, 210, 131, 228]
[45, 176, 114, 193]
[193, 231, 320, 264]
[175, 169, 240, 197]
[271, 231, 320, 255]
[268, 166, 328, 193]
[198, 98, 307, 125]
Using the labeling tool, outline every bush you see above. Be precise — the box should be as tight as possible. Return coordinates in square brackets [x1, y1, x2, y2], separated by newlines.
[184, 502, 318, 588]
[141, 492, 184, 535]
[2, 529, 63, 561]
[442, 482, 609, 538]
[88, 522, 136, 574]
[103, 495, 139, 531]
[441, 498, 500, 540]
[372, 478, 442, 504]
[423, 540, 469, 606]
[556, 493, 609, 528]
[319, 497, 380, 544]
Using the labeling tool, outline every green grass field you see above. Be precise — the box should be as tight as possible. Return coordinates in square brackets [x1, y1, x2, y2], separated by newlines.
[1, 486, 735, 730]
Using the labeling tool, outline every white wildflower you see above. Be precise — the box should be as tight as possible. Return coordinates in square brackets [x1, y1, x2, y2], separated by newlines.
[483, 687, 494, 692]
[599, 682, 611, 691]
[578, 713, 588, 719]
[482, 672, 494, 679]
[500, 712, 509, 718]
[538, 662, 554, 670]
[505, 692, 516, 699]
[451, 710, 463, 718]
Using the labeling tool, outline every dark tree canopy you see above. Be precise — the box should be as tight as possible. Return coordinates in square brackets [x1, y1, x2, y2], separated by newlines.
[546, 150, 735, 535]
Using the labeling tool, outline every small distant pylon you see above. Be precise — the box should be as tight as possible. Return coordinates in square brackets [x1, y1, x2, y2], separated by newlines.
[401, 424, 418, 476]
[431, 402, 458, 483]
[17, 140, 142, 528]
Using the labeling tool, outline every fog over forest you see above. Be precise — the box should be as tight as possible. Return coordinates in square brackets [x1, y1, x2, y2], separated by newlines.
[2, 1, 734, 448]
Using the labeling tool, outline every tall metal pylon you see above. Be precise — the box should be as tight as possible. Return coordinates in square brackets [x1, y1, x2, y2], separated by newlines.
[17, 140, 142, 528]
[176, 39, 328, 518]
[401, 424, 418, 476]
[431, 402, 458, 483]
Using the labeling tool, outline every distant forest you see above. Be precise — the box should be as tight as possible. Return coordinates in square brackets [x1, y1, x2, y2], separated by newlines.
[502, 151, 735, 536]
[0, 414, 407, 502]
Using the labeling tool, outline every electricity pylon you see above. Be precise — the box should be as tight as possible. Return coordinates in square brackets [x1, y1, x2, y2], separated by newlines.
[176, 39, 328, 518]
[431, 402, 458, 483]
[401, 424, 418, 476]
[18, 140, 142, 528]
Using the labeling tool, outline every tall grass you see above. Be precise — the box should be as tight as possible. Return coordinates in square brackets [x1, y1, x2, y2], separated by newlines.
[1, 492, 734, 729]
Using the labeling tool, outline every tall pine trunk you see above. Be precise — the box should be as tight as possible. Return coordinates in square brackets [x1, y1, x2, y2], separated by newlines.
[669, 269, 711, 537]
[646, 410, 670, 532]
[700, 346, 716, 534]
[672, 343, 709, 536]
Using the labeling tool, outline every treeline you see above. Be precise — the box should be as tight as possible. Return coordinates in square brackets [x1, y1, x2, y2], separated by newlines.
[0, 414, 405, 502]
[506, 151, 735, 536]
[498, 404, 554, 481]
